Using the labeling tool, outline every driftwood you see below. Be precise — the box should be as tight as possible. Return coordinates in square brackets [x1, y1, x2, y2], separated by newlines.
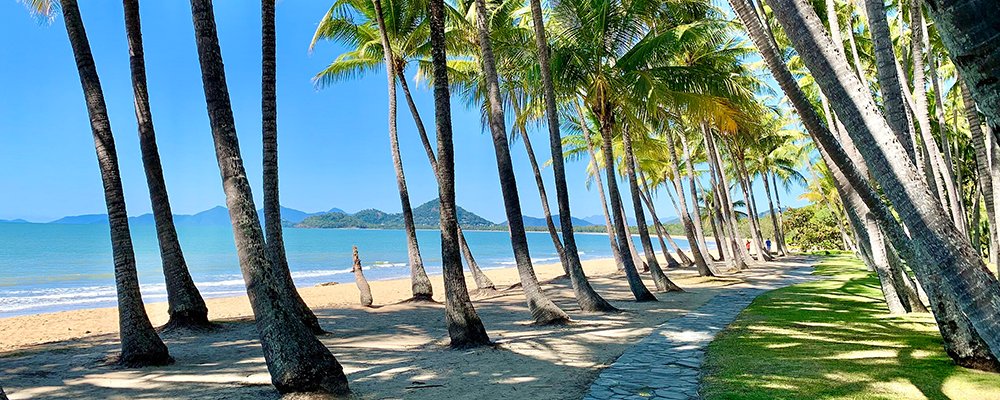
[353, 246, 373, 307]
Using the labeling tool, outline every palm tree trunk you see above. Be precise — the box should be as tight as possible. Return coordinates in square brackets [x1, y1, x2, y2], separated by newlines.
[754, 0, 1000, 369]
[597, 115, 657, 301]
[924, 0, 1000, 145]
[962, 80, 1000, 265]
[371, 0, 434, 302]
[853, 211, 910, 314]
[397, 71, 494, 291]
[736, 158, 774, 261]
[62, 0, 172, 368]
[683, 132, 715, 261]
[576, 101, 625, 269]
[515, 114, 568, 275]
[860, 0, 915, 160]
[426, 0, 491, 346]
[761, 169, 785, 256]
[261, 0, 326, 336]
[123, 0, 209, 331]
[928, 50, 967, 233]
[352, 246, 374, 307]
[637, 180, 683, 269]
[527, 0, 614, 312]
[909, 1, 951, 209]
[622, 131, 681, 291]
[190, 0, 350, 391]
[705, 126, 750, 269]
[619, 202, 650, 272]
[473, 0, 569, 324]
[663, 129, 714, 276]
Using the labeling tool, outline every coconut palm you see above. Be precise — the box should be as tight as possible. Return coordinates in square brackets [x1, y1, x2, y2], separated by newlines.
[122, 0, 210, 330]
[22, 0, 173, 367]
[733, 0, 1000, 369]
[188, 0, 349, 392]
[310, 0, 434, 301]
[426, 0, 492, 347]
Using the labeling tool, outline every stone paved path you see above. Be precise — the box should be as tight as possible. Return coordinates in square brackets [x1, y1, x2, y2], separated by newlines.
[582, 261, 817, 400]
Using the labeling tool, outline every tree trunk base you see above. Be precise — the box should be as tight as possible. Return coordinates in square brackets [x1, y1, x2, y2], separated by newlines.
[159, 314, 216, 333]
[530, 311, 572, 326]
[116, 348, 174, 368]
[400, 294, 438, 303]
[952, 353, 1000, 373]
[469, 287, 500, 298]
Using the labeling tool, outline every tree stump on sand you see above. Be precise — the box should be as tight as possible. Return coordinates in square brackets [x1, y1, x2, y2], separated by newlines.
[352, 246, 373, 307]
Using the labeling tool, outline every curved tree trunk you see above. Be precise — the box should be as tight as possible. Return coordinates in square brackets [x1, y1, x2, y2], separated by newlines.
[123, 0, 209, 331]
[861, 0, 915, 160]
[664, 129, 714, 276]
[352, 246, 373, 307]
[683, 133, 715, 260]
[771, 173, 789, 255]
[924, 0, 1000, 145]
[761, 169, 785, 257]
[262, 0, 326, 336]
[62, 0, 172, 368]
[527, 0, 615, 312]
[738, 0, 1000, 370]
[576, 102, 626, 270]
[928, 50, 967, 233]
[371, 0, 434, 302]
[190, 0, 349, 392]
[855, 212, 910, 314]
[515, 117, 568, 274]
[472, 0, 569, 324]
[598, 119, 657, 301]
[427, 0, 491, 347]
[962, 80, 1000, 265]
[619, 202, 650, 272]
[397, 72, 495, 290]
[636, 181, 683, 269]
[705, 127, 750, 269]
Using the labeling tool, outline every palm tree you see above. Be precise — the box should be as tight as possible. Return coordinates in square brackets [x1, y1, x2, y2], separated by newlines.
[734, 0, 1000, 369]
[661, 126, 714, 276]
[262, 0, 326, 336]
[310, 0, 492, 292]
[470, 0, 570, 324]
[923, 0, 1000, 145]
[28, 0, 173, 367]
[426, 0, 491, 346]
[122, 0, 209, 331]
[525, 0, 616, 312]
[310, 0, 434, 302]
[189, 0, 349, 392]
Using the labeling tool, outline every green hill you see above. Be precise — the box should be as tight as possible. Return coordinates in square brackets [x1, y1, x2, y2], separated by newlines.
[296, 200, 497, 229]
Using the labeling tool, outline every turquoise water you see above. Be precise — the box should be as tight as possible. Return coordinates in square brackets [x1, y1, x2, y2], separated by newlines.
[0, 223, 692, 318]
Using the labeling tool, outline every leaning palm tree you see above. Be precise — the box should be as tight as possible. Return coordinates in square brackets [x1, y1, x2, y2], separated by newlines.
[189, 0, 349, 392]
[426, 0, 491, 347]
[732, 0, 1000, 369]
[261, 0, 327, 334]
[310, 0, 492, 294]
[23, 0, 172, 367]
[465, 0, 570, 324]
[123, 0, 210, 330]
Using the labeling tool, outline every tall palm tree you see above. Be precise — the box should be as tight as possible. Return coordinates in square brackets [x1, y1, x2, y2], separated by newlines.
[309, 0, 433, 301]
[189, 0, 349, 392]
[661, 126, 715, 276]
[28, 0, 173, 367]
[923, 0, 1000, 145]
[734, 0, 1000, 369]
[310, 0, 492, 292]
[470, 0, 570, 324]
[525, 0, 616, 312]
[371, 0, 435, 301]
[261, 0, 326, 336]
[426, 0, 491, 346]
[122, 0, 209, 330]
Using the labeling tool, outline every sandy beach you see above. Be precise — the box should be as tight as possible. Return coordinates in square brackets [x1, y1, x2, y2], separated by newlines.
[0, 254, 813, 399]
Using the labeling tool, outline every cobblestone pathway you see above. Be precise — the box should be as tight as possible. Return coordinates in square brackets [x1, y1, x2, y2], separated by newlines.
[582, 262, 817, 400]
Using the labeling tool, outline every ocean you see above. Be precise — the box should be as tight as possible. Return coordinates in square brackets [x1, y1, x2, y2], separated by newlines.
[0, 223, 693, 318]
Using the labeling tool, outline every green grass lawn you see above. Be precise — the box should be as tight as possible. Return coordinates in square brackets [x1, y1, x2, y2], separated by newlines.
[701, 253, 1000, 400]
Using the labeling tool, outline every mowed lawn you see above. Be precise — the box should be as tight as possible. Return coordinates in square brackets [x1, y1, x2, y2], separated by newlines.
[701, 253, 1000, 400]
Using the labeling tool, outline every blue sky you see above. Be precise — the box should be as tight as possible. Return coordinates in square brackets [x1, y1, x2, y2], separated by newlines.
[0, 1, 807, 223]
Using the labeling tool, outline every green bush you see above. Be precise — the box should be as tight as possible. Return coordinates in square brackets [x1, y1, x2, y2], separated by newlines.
[783, 204, 842, 251]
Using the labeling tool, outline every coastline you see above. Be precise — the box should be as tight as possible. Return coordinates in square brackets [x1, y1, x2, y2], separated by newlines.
[0, 256, 616, 353]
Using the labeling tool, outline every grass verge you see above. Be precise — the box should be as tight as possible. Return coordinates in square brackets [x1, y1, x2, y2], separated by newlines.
[701, 253, 1000, 399]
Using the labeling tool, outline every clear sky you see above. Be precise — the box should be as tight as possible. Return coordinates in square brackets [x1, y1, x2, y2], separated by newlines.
[0, 1, 807, 223]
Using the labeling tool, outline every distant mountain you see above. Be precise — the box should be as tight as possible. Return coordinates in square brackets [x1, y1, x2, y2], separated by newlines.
[507, 215, 595, 228]
[327, 207, 346, 214]
[757, 206, 791, 218]
[48, 205, 327, 226]
[297, 200, 496, 229]
[0, 218, 30, 224]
